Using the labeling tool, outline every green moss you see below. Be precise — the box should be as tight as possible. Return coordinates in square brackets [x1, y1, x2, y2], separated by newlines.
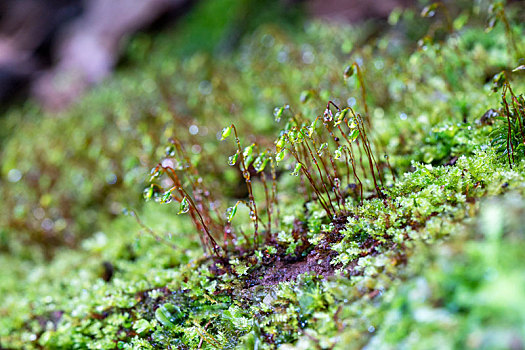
[1, 1, 525, 349]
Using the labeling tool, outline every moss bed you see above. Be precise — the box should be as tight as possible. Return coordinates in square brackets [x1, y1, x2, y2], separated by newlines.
[1, 1, 525, 349]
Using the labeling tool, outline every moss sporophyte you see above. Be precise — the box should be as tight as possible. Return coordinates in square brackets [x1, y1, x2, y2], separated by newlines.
[145, 93, 387, 260]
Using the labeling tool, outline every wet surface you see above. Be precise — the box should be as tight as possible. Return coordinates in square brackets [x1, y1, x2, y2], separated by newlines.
[242, 216, 347, 287]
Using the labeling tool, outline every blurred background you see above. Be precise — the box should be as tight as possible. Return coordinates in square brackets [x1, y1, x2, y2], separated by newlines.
[0, 0, 415, 110]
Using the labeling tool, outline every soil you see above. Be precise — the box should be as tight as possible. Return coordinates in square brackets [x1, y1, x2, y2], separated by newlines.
[241, 215, 348, 287]
[236, 210, 404, 289]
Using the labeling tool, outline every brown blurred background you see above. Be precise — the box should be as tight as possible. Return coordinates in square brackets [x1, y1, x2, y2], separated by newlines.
[0, 0, 414, 111]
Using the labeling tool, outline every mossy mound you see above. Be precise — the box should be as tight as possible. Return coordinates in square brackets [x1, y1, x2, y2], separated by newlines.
[1, 1, 525, 349]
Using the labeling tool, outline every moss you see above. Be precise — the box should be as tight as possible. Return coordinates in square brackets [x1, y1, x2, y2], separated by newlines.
[1, 1, 525, 349]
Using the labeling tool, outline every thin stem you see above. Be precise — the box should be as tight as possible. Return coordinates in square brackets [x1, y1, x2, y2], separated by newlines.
[270, 156, 280, 231]
[231, 124, 259, 248]
[129, 209, 179, 251]
[179, 187, 221, 257]
[353, 64, 371, 128]
[300, 131, 338, 214]
[385, 155, 397, 183]
[285, 136, 333, 217]
[333, 125, 363, 202]
[260, 170, 272, 235]
[161, 165, 220, 256]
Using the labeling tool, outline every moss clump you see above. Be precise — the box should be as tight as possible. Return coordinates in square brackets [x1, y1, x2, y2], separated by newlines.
[1, 1, 525, 349]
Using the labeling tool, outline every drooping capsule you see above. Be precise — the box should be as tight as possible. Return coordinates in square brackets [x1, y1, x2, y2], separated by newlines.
[276, 149, 287, 163]
[227, 201, 240, 222]
[178, 197, 190, 214]
[229, 152, 239, 166]
[334, 146, 343, 160]
[291, 163, 302, 176]
[221, 126, 233, 140]
[349, 129, 360, 142]
[273, 106, 285, 122]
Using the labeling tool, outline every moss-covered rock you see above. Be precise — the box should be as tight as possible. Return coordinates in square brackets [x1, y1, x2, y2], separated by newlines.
[1, 1, 525, 349]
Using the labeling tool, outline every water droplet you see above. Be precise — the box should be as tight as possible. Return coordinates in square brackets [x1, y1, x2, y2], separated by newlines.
[302, 51, 314, 64]
[300, 90, 312, 103]
[399, 112, 408, 120]
[33, 207, 45, 220]
[261, 34, 275, 47]
[324, 108, 333, 122]
[161, 158, 174, 168]
[7, 169, 22, 182]
[165, 146, 175, 157]
[41, 218, 54, 231]
[198, 80, 212, 95]
[106, 173, 117, 185]
[277, 50, 288, 63]
[189, 125, 199, 135]
[191, 144, 201, 154]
